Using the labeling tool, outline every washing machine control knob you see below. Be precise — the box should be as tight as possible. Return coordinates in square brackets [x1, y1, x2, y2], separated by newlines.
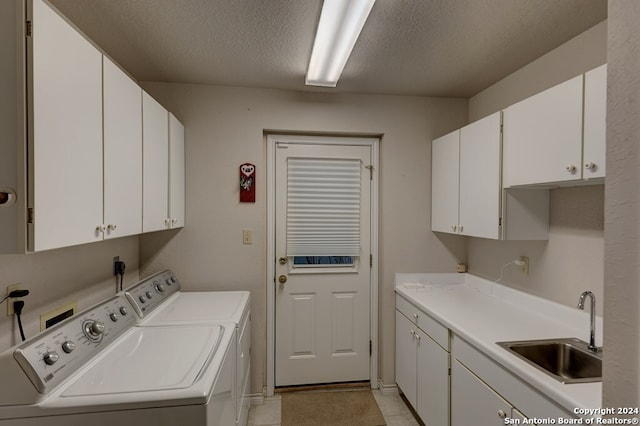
[87, 320, 105, 337]
[119, 306, 129, 316]
[43, 351, 60, 365]
[109, 313, 120, 322]
[155, 283, 165, 293]
[145, 291, 153, 299]
[61, 341, 76, 353]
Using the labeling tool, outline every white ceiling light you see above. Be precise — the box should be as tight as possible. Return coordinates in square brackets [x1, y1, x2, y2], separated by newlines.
[305, 0, 376, 87]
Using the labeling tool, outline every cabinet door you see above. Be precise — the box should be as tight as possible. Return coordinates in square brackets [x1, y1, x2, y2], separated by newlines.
[416, 330, 449, 426]
[459, 112, 501, 239]
[395, 310, 417, 409]
[502, 76, 583, 186]
[451, 360, 512, 426]
[103, 57, 142, 239]
[142, 91, 169, 232]
[431, 130, 460, 234]
[169, 114, 185, 228]
[30, 0, 103, 251]
[583, 64, 606, 179]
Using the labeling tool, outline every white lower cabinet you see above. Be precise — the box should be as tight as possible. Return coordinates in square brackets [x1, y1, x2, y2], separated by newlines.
[395, 295, 449, 426]
[452, 334, 575, 422]
[451, 359, 518, 426]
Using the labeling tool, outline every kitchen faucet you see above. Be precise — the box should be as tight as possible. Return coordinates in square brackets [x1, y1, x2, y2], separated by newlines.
[577, 291, 599, 352]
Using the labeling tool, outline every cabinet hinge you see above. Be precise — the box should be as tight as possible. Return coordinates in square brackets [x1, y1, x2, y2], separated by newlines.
[27, 208, 33, 224]
[448, 367, 451, 376]
[364, 165, 373, 180]
[498, 217, 502, 226]
[369, 340, 372, 356]
[370, 254, 373, 268]
[26, 21, 32, 37]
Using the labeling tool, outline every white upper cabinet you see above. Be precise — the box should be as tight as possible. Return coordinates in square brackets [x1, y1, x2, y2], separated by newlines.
[142, 92, 169, 233]
[431, 129, 460, 234]
[583, 64, 607, 179]
[431, 112, 549, 240]
[29, 0, 103, 251]
[169, 113, 185, 229]
[459, 112, 502, 239]
[502, 76, 584, 187]
[103, 57, 143, 239]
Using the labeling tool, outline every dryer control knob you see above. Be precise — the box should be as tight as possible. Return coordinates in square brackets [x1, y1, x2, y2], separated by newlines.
[145, 291, 153, 299]
[155, 283, 165, 293]
[109, 313, 120, 322]
[119, 306, 129, 316]
[62, 341, 76, 353]
[87, 320, 105, 337]
[43, 351, 60, 365]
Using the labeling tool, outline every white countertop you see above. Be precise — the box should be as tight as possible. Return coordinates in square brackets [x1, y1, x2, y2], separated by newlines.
[395, 273, 602, 416]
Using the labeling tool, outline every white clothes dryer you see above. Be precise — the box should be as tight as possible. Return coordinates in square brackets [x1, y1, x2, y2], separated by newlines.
[124, 270, 251, 426]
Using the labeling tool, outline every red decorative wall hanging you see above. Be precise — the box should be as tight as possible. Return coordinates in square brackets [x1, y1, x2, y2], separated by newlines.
[240, 163, 256, 203]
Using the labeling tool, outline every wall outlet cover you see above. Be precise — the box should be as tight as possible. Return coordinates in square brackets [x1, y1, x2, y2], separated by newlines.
[6, 283, 22, 316]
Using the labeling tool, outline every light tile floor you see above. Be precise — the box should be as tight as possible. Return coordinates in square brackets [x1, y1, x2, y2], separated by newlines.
[248, 389, 420, 426]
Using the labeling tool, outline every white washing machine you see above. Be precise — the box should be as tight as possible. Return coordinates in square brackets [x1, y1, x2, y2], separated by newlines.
[124, 270, 251, 426]
[0, 293, 235, 426]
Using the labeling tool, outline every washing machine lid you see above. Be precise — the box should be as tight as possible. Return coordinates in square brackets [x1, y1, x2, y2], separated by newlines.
[62, 324, 222, 397]
[143, 291, 249, 325]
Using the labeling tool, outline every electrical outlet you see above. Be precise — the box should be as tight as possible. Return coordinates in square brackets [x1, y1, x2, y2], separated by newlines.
[113, 256, 120, 275]
[519, 256, 529, 276]
[243, 229, 253, 244]
[6, 283, 23, 316]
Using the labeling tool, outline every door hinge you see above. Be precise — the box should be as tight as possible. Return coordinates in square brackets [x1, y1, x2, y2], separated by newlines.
[27, 208, 33, 224]
[26, 21, 32, 37]
[364, 165, 373, 180]
[369, 340, 372, 356]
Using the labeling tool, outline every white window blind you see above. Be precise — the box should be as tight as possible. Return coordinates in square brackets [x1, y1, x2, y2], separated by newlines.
[286, 157, 361, 256]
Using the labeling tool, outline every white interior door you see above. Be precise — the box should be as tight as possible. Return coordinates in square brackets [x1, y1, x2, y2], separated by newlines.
[274, 138, 373, 387]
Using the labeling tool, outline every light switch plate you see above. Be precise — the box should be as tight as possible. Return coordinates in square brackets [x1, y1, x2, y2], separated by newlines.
[243, 229, 253, 244]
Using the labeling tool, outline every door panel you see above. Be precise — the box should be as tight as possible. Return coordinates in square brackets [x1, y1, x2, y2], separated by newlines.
[275, 139, 373, 387]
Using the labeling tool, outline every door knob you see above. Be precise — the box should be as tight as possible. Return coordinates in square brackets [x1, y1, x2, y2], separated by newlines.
[278, 275, 288, 284]
[278, 257, 288, 265]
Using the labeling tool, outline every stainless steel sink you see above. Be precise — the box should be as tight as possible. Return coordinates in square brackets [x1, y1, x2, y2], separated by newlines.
[496, 338, 602, 384]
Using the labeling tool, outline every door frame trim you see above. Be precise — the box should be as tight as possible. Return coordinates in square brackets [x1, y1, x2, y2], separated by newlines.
[265, 133, 379, 396]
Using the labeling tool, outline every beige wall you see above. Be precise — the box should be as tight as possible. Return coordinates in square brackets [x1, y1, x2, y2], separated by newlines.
[466, 21, 607, 314]
[138, 83, 468, 391]
[603, 1, 640, 408]
[0, 237, 140, 351]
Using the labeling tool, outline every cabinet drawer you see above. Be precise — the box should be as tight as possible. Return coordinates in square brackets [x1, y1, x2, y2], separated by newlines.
[396, 295, 449, 350]
[396, 294, 421, 324]
[452, 334, 573, 420]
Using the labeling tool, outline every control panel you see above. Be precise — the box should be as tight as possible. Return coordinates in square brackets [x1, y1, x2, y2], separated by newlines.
[124, 269, 181, 318]
[13, 294, 136, 394]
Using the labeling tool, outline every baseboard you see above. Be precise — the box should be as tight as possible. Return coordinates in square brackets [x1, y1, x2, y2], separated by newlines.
[249, 392, 266, 405]
[377, 379, 399, 395]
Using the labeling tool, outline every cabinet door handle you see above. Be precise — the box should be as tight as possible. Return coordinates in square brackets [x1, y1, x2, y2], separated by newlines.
[415, 334, 421, 341]
[585, 161, 596, 170]
[413, 313, 418, 320]
[96, 224, 106, 233]
[451, 225, 457, 232]
[497, 410, 507, 419]
[409, 330, 415, 336]
[565, 164, 577, 173]
[458, 225, 463, 232]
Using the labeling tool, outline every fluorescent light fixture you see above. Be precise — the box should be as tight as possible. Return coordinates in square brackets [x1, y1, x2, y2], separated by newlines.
[305, 0, 375, 87]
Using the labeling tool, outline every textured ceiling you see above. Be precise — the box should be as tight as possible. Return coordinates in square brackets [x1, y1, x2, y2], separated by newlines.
[48, 0, 607, 97]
